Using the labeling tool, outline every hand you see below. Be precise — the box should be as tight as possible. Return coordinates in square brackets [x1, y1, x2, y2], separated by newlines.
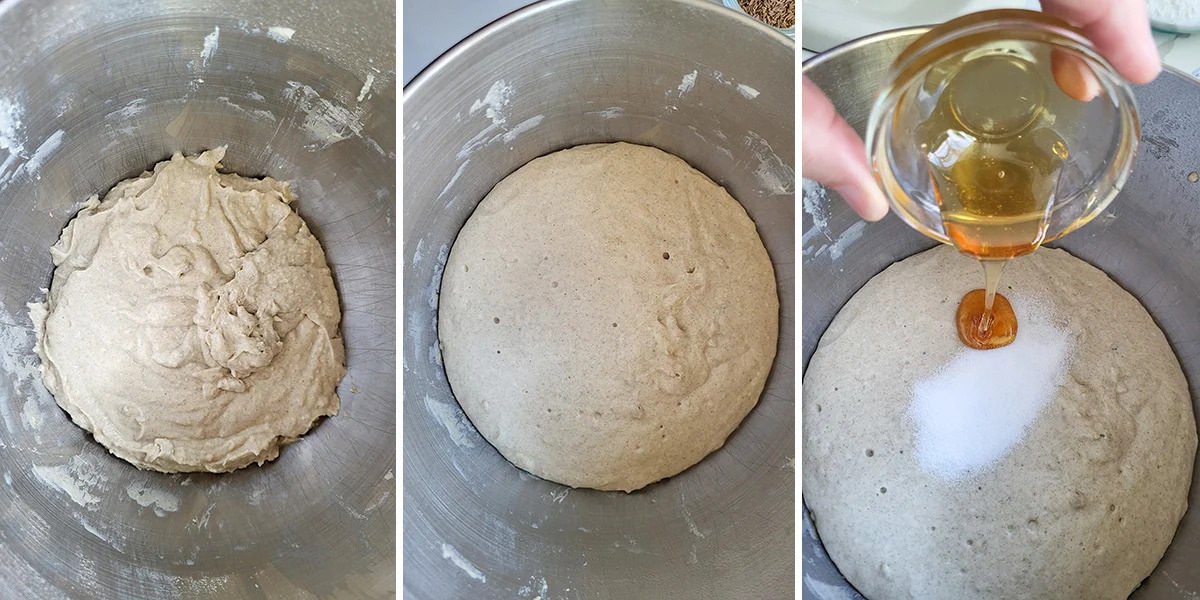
[801, 77, 890, 222]
[1042, 0, 1160, 85]
[803, 0, 1161, 222]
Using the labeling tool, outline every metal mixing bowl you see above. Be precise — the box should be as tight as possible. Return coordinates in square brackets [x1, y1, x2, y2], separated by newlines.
[403, 0, 795, 597]
[803, 28, 1200, 600]
[0, 0, 395, 598]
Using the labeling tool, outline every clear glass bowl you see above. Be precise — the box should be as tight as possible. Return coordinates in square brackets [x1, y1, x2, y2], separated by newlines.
[865, 9, 1140, 249]
[721, 0, 796, 39]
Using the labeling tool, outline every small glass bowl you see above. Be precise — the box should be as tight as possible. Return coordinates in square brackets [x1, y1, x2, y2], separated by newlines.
[721, 0, 796, 39]
[864, 9, 1140, 247]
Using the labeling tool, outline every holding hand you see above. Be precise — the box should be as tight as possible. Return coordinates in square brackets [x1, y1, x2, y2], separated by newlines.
[802, 0, 1161, 221]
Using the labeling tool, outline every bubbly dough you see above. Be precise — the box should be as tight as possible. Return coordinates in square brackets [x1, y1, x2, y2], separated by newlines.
[439, 142, 779, 492]
[32, 148, 345, 473]
[803, 246, 1196, 600]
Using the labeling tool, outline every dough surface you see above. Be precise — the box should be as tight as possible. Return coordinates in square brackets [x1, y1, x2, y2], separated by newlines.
[803, 246, 1196, 600]
[32, 148, 344, 473]
[439, 142, 778, 492]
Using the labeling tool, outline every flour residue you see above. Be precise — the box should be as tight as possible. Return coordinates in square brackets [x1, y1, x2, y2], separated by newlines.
[245, 484, 268, 506]
[338, 497, 369, 521]
[0, 98, 25, 188]
[200, 27, 220, 69]
[193, 502, 216, 529]
[737, 84, 761, 99]
[428, 242, 449, 310]
[412, 237, 425, 266]
[408, 240, 449, 381]
[680, 494, 709, 539]
[266, 26, 295, 43]
[441, 543, 486, 583]
[0, 305, 43, 391]
[364, 486, 391, 513]
[283, 81, 364, 150]
[586, 107, 624, 119]
[21, 397, 46, 430]
[802, 178, 833, 250]
[744, 131, 794, 196]
[0, 303, 54, 435]
[683, 510, 706, 538]
[470, 80, 514, 126]
[710, 70, 763, 101]
[518, 575, 550, 599]
[810, 220, 866, 262]
[126, 479, 182, 516]
[458, 81, 546, 158]
[81, 513, 129, 553]
[676, 70, 698, 97]
[910, 295, 1074, 480]
[357, 73, 376, 103]
[424, 394, 476, 448]
[686, 126, 733, 161]
[438, 160, 470, 200]
[107, 98, 147, 121]
[32, 456, 105, 508]
[23, 130, 63, 178]
[0, 98, 23, 155]
[217, 96, 277, 122]
[1161, 571, 1200, 600]
[458, 80, 543, 159]
[502, 115, 544, 144]
[404, 305, 425, 374]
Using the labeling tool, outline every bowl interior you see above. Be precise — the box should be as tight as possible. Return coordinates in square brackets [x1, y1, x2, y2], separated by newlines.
[0, 1, 396, 598]
[804, 30, 1200, 600]
[403, 0, 795, 598]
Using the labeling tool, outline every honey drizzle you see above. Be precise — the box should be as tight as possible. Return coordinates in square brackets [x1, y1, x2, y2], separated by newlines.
[914, 52, 1072, 349]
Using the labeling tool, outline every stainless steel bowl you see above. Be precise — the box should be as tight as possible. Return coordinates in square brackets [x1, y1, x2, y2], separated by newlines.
[0, 0, 395, 598]
[403, 0, 795, 597]
[803, 28, 1200, 600]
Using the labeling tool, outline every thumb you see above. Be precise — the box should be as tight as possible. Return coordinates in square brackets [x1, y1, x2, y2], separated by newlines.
[802, 77, 889, 222]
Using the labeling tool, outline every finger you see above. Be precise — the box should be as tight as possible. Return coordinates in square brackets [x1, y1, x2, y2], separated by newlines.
[1050, 48, 1102, 101]
[802, 78, 890, 222]
[1042, 0, 1161, 84]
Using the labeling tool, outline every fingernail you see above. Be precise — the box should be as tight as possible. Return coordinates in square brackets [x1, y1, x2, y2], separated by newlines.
[864, 194, 890, 222]
[852, 178, 890, 222]
[1051, 50, 1101, 102]
[863, 173, 890, 221]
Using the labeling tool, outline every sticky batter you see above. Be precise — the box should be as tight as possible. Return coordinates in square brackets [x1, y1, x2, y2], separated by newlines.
[31, 148, 344, 473]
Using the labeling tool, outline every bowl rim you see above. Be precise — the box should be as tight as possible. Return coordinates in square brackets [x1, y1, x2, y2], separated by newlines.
[404, 0, 795, 102]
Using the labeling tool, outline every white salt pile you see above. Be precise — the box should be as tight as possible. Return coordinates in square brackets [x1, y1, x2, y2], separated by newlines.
[909, 294, 1074, 480]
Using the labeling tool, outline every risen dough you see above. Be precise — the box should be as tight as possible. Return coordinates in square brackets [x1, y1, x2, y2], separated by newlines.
[439, 142, 778, 492]
[32, 148, 344, 473]
[803, 246, 1196, 600]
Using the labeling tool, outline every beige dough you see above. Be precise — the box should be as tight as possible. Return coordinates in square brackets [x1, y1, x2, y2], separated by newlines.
[803, 246, 1195, 600]
[31, 148, 344, 473]
[439, 142, 778, 492]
